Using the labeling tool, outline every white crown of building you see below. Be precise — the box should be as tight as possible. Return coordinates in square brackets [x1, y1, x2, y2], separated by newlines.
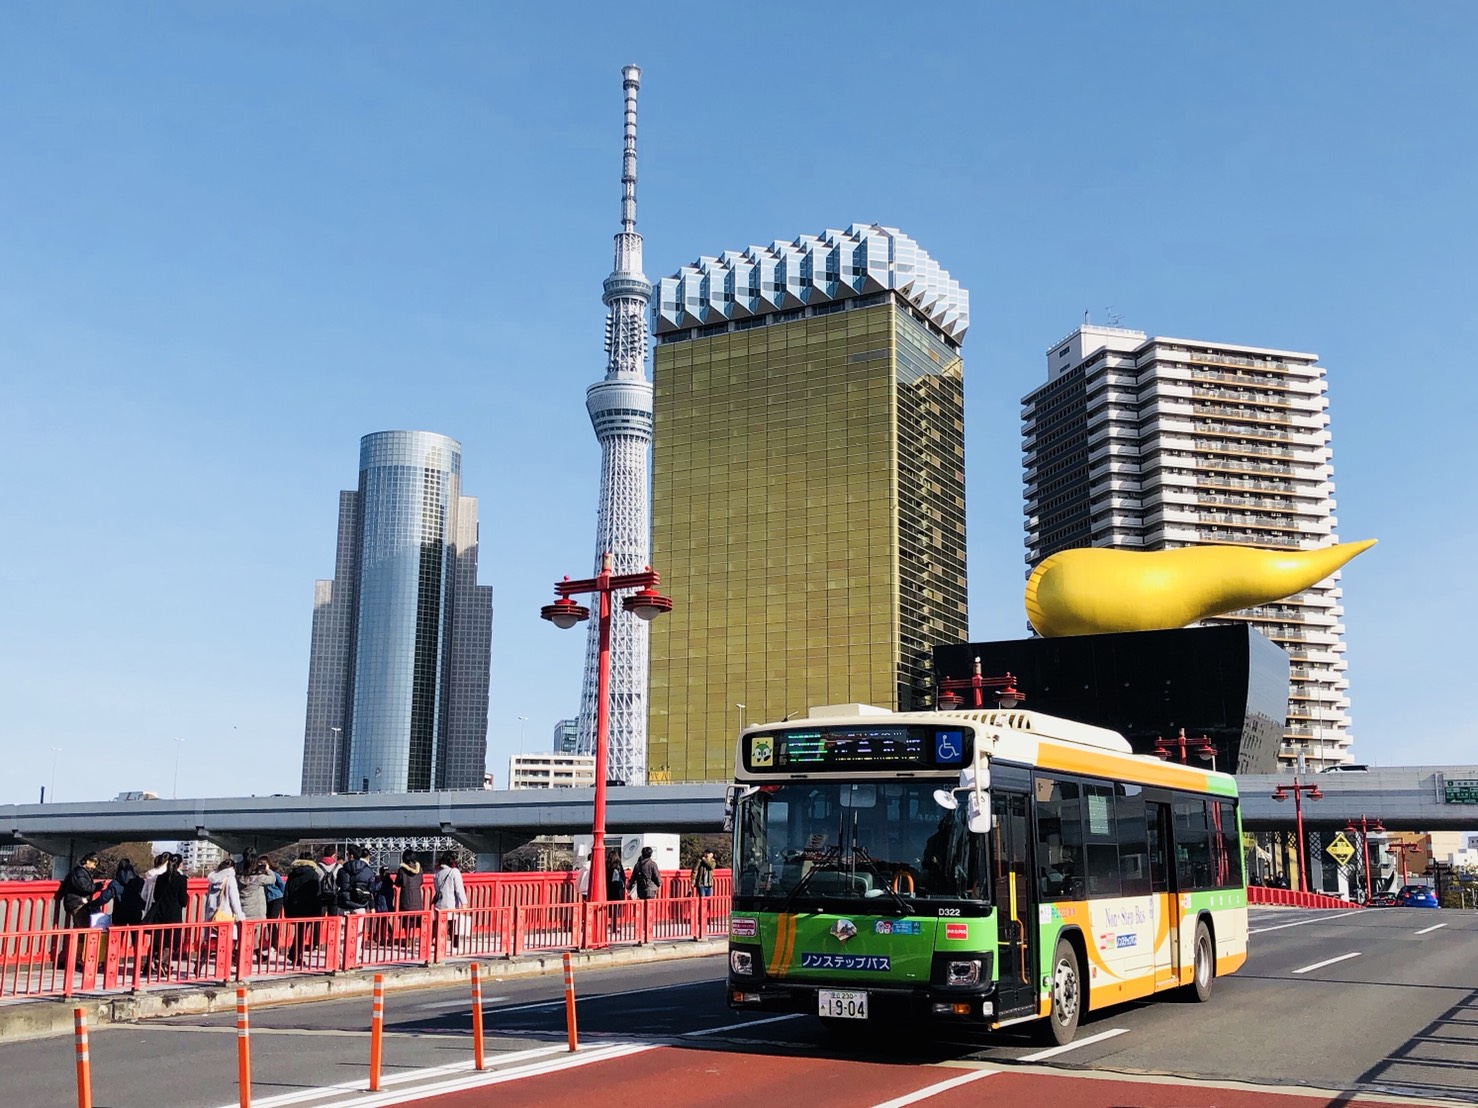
[654, 224, 969, 341]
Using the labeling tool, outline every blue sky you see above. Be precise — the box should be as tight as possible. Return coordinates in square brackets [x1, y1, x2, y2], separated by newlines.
[3, 3, 1474, 806]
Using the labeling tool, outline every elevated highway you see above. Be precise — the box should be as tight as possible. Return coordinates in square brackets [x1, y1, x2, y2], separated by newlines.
[5, 764, 1475, 866]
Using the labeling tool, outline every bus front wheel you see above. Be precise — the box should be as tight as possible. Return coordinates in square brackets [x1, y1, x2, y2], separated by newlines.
[1187, 921, 1214, 1003]
[1043, 938, 1082, 1046]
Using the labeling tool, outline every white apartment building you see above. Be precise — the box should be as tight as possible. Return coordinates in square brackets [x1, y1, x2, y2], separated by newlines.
[508, 753, 596, 790]
[1023, 324, 1353, 769]
[177, 839, 225, 875]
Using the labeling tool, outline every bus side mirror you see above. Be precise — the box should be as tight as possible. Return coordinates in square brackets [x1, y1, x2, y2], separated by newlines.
[934, 767, 991, 834]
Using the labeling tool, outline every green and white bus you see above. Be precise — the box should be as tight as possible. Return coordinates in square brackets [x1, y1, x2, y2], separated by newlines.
[726, 704, 1247, 1044]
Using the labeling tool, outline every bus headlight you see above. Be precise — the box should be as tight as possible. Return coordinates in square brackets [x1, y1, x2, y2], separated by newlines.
[730, 950, 754, 976]
[945, 959, 981, 987]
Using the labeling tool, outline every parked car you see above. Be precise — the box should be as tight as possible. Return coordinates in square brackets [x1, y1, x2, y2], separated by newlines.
[1395, 884, 1439, 908]
[1366, 893, 1398, 907]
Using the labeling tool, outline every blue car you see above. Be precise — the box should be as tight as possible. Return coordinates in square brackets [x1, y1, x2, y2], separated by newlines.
[1395, 884, 1439, 908]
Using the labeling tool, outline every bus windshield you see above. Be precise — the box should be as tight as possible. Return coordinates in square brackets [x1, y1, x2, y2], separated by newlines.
[733, 781, 989, 909]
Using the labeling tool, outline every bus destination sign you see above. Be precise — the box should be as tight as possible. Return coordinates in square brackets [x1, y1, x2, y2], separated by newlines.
[745, 725, 968, 774]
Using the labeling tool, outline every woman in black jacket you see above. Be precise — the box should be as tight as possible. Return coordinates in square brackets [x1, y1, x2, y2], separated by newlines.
[147, 855, 190, 977]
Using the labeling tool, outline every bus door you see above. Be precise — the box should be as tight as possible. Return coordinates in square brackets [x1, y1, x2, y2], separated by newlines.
[1147, 799, 1181, 988]
[991, 785, 1036, 1018]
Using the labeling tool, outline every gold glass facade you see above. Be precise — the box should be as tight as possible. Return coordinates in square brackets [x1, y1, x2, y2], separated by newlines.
[648, 296, 968, 782]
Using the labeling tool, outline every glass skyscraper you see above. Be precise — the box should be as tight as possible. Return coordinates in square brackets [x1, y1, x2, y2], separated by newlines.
[647, 224, 970, 781]
[300, 431, 493, 794]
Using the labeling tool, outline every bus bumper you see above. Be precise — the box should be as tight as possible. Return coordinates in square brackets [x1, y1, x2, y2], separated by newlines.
[726, 978, 999, 1023]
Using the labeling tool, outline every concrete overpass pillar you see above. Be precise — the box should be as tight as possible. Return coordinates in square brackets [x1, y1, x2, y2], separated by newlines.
[447, 830, 522, 873]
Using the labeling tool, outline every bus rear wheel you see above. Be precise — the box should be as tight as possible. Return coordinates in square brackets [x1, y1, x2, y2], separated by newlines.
[1187, 921, 1214, 1003]
[1043, 938, 1081, 1046]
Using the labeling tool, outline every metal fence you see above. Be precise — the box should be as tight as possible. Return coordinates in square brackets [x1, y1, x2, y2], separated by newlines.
[0, 894, 730, 1001]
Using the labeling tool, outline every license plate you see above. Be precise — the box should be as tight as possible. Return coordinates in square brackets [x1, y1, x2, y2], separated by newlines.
[818, 989, 868, 1019]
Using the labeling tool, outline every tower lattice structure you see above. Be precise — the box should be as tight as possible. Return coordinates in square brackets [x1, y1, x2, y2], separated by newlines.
[576, 65, 654, 785]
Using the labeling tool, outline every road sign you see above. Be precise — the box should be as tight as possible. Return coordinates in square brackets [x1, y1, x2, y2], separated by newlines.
[1325, 833, 1356, 866]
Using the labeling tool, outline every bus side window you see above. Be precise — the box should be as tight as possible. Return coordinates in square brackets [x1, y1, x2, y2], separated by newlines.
[1116, 784, 1150, 897]
[1174, 797, 1212, 889]
[1034, 775, 1084, 900]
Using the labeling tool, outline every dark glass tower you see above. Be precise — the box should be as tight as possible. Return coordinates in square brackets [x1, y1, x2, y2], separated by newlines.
[300, 431, 493, 794]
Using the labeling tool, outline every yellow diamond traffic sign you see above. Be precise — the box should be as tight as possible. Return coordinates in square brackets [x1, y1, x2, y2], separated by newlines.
[1325, 832, 1356, 865]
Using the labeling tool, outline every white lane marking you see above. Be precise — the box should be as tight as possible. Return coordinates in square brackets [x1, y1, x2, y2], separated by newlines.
[1292, 951, 1361, 975]
[216, 1044, 570, 1108]
[1018, 1026, 1130, 1062]
[1248, 910, 1363, 934]
[868, 1069, 995, 1107]
[683, 1013, 804, 1038]
[415, 994, 507, 1010]
[212, 1043, 655, 1108]
[1414, 922, 1447, 935]
[475, 980, 711, 1015]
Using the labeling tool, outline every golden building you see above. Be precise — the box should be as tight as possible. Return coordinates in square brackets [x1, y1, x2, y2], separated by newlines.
[647, 225, 970, 781]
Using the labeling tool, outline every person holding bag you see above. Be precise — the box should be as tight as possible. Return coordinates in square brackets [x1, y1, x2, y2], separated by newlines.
[433, 851, 468, 951]
[205, 857, 244, 921]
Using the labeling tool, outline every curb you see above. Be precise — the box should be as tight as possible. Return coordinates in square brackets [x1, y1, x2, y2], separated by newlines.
[0, 939, 726, 1042]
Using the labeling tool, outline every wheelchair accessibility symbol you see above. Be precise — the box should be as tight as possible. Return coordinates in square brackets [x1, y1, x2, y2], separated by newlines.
[934, 731, 964, 765]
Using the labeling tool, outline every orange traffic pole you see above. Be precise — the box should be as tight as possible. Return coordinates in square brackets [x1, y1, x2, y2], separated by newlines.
[562, 952, 577, 1052]
[235, 987, 251, 1108]
[368, 973, 385, 1091]
[470, 962, 486, 1071]
[73, 1007, 92, 1108]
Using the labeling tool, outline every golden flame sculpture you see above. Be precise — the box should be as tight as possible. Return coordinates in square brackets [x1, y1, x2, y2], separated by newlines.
[1024, 540, 1376, 638]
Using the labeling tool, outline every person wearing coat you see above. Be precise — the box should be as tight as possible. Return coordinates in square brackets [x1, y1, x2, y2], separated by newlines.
[147, 855, 189, 976]
[627, 846, 663, 900]
[394, 851, 424, 911]
[432, 852, 468, 950]
[238, 859, 276, 920]
[204, 858, 244, 920]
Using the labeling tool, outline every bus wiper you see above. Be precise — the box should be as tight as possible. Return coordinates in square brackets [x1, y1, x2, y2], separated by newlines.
[853, 843, 911, 916]
[778, 843, 839, 914]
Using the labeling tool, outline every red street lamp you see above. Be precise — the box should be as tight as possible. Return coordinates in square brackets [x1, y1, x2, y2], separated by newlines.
[1388, 840, 1423, 888]
[1271, 777, 1324, 893]
[540, 552, 672, 905]
[1342, 814, 1386, 902]
[1153, 728, 1218, 769]
[936, 656, 1025, 711]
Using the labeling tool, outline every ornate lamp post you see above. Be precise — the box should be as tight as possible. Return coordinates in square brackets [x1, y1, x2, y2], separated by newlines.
[541, 552, 672, 905]
[1153, 728, 1218, 768]
[1388, 840, 1423, 888]
[936, 656, 1025, 711]
[1343, 815, 1386, 902]
[1271, 777, 1324, 893]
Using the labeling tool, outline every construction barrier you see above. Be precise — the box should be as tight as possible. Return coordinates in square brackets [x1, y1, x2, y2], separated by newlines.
[562, 952, 577, 1052]
[235, 987, 251, 1108]
[73, 1007, 92, 1108]
[470, 963, 485, 1071]
[368, 974, 384, 1092]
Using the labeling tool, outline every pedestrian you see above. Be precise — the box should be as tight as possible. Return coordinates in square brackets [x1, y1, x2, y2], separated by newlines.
[238, 858, 275, 920]
[263, 862, 286, 921]
[433, 851, 468, 951]
[690, 850, 716, 898]
[337, 845, 375, 916]
[52, 852, 99, 968]
[317, 849, 343, 917]
[627, 846, 662, 900]
[394, 850, 424, 912]
[147, 855, 189, 977]
[94, 859, 138, 922]
[114, 860, 149, 926]
[139, 852, 171, 923]
[205, 857, 244, 921]
[282, 851, 323, 964]
[605, 850, 627, 901]
[373, 866, 396, 913]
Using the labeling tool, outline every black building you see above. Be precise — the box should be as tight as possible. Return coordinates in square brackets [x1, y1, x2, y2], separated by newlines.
[932, 625, 1287, 774]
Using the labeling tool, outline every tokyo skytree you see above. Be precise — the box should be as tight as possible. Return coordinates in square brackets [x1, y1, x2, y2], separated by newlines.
[575, 65, 654, 784]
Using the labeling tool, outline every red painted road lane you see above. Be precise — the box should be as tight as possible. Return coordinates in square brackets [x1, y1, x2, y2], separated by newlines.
[402, 1047, 973, 1107]
[395, 1047, 1432, 1108]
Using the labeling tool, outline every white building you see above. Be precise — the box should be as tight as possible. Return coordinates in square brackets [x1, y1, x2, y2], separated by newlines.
[1023, 324, 1354, 769]
[177, 839, 225, 876]
[508, 753, 596, 790]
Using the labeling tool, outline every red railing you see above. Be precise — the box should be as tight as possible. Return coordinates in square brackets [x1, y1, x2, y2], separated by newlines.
[0, 893, 730, 1001]
[1247, 885, 1364, 910]
[0, 870, 730, 931]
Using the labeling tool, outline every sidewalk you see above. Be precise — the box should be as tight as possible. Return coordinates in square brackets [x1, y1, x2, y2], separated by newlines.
[0, 937, 725, 1043]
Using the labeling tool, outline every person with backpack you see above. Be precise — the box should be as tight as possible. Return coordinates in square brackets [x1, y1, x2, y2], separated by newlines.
[316, 849, 342, 917]
[337, 845, 375, 915]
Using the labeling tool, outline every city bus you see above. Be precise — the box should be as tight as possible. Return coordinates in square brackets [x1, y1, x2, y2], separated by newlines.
[725, 704, 1247, 1044]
